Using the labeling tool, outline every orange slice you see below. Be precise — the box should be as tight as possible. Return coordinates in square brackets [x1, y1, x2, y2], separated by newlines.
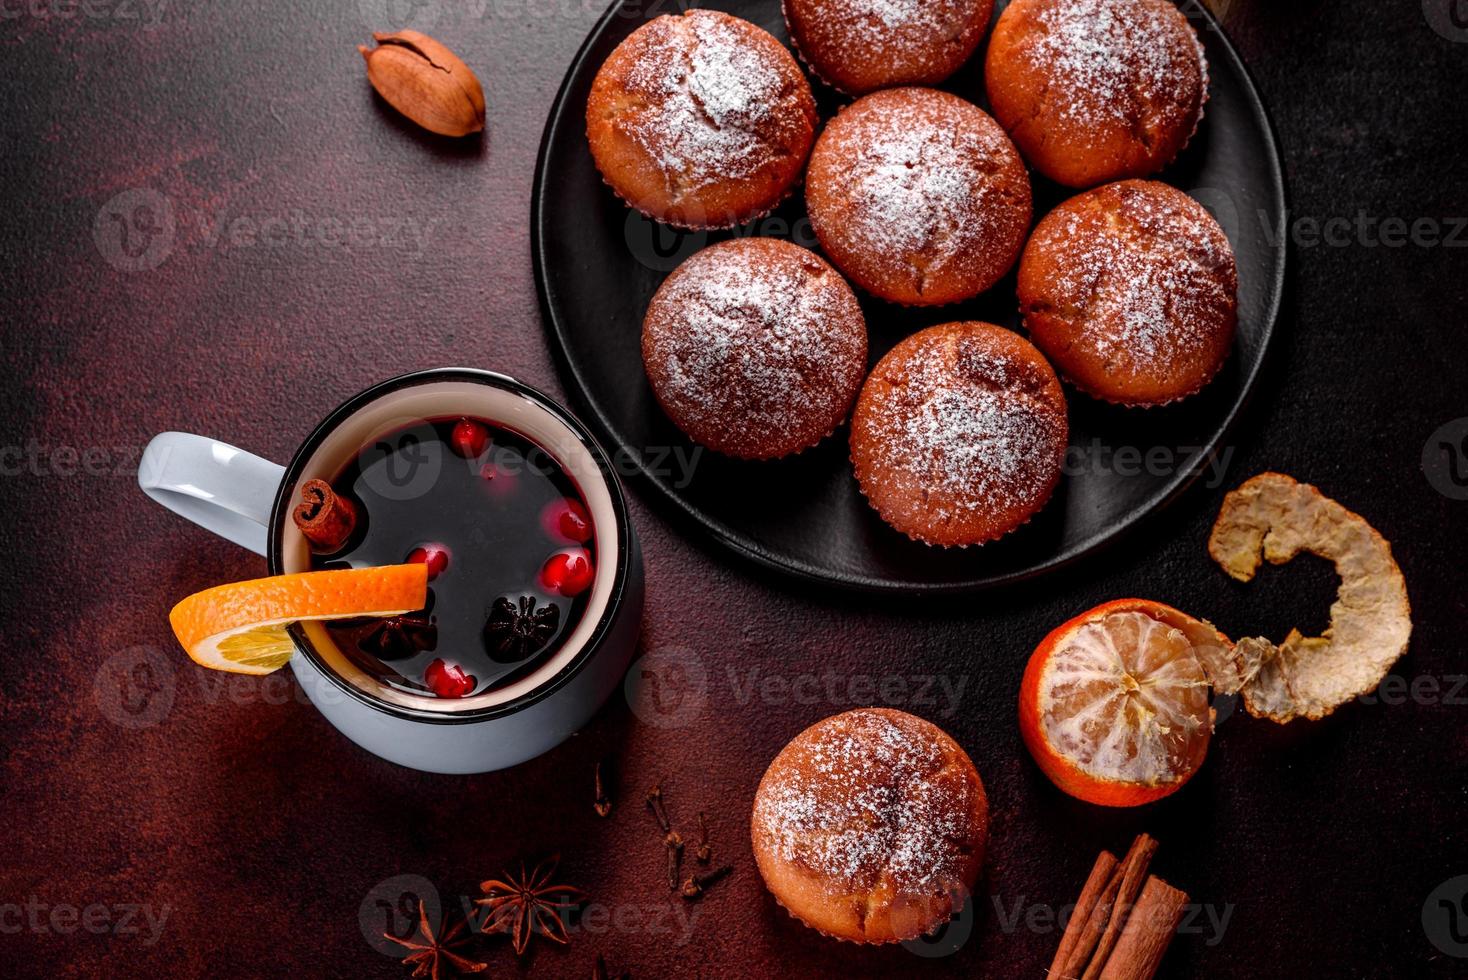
[1018, 599, 1227, 807]
[168, 564, 428, 675]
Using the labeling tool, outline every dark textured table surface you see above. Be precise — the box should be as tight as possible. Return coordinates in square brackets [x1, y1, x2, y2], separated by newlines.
[3, 1, 1467, 976]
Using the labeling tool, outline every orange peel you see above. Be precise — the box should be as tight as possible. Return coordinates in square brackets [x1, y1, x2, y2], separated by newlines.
[1207, 472, 1412, 722]
[169, 564, 428, 675]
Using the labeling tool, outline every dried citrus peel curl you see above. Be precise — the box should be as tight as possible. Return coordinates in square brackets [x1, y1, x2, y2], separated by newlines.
[1207, 472, 1412, 722]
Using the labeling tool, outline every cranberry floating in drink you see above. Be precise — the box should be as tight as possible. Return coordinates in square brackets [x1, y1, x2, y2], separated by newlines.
[406, 542, 451, 579]
[303, 416, 596, 698]
[541, 497, 593, 543]
[424, 658, 476, 699]
[143, 368, 644, 773]
[541, 548, 595, 596]
[450, 418, 490, 459]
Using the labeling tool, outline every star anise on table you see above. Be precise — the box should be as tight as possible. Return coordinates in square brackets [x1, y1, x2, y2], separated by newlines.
[484, 595, 560, 661]
[383, 899, 487, 980]
[476, 854, 586, 955]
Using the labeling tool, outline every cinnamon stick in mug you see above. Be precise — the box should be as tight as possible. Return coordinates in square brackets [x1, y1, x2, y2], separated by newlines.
[293, 479, 356, 552]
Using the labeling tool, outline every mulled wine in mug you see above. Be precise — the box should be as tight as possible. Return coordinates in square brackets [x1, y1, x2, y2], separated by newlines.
[139, 369, 644, 773]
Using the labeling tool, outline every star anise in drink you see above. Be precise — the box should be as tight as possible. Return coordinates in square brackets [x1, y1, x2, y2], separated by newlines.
[383, 900, 487, 980]
[475, 854, 585, 955]
[484, 595, 560, 662]
[363, 614, 436, 659]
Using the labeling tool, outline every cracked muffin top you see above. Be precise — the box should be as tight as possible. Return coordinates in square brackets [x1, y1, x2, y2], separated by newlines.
[782, 0, 994, 95]
[986, 0, 1208, 188]
[804, 87, 1031, 306]
[1018, 180, 1237, 406]
[752, 708, 989, 943]
[850, 321, 1068, 547]
[586, 9, 818, 230]
[642, 237, 867, 460]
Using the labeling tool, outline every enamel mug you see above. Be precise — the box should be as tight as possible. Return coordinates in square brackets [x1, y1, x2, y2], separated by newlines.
[138, 368, 644, 774]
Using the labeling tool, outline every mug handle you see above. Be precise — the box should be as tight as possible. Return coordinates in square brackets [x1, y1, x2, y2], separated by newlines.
[138, 432, 286, 556]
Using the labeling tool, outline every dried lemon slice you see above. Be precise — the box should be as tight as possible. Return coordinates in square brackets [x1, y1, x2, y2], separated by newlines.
[1208, 472, 1412, 722]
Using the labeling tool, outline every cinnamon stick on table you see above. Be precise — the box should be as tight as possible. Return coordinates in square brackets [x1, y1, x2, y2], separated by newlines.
[1097, 876, 1190, 980]
[1047, 834, 1188, 980]
[1082, 834, 1159, 980]
[1049, 849, 1120, 975]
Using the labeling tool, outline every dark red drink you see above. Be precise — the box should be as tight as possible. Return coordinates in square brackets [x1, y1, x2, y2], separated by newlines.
[311, 417, 596, 698]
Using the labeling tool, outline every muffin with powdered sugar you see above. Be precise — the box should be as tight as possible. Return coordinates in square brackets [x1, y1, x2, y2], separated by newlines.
[586, 9, 818, 229]
[1018, 180, 1238, 406]
[805, 87, 1031, 306]
[642, 238, 867, 460]
[783, 0, 994, 95]
[752, 708, 989, 943]
[986, 0, 1209, 188]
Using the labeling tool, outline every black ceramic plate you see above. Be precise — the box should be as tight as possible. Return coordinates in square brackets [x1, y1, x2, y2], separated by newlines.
[532, 0, 1286, 594]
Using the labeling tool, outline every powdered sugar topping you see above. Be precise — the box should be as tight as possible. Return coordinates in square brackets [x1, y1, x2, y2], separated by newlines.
[857, 0, 930, 30]
[802, 0, 978, 59]
[1041, 184, 1235, 372]
[754, 710, 982, 892]
[897, 344, 1063, 518]
[1021, 0, 1203, 130]
[821, 93, 1027, 283]
[620, 12, 806, 193]
[645, 242, 865, 454]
